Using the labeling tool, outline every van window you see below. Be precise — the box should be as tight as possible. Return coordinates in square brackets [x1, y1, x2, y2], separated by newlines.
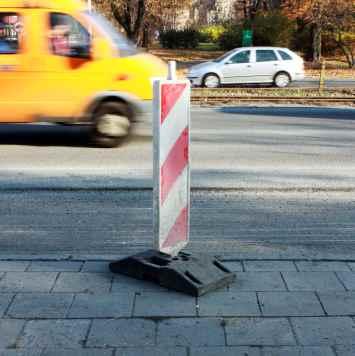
[230, 50, 250, 64]
[256, 50, 278, 62]
[85, 12, 138, 57]
[278, 50, 292, 61]
[0, 13, 22, 54]
[49, 13, 90, 58]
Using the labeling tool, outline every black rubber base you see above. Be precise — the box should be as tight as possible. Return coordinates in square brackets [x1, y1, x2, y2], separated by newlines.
[109, 249, 236, 296]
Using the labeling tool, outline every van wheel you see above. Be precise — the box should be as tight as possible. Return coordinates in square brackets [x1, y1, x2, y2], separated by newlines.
[91, 102, 132, 148]
[274, 72, 291, 88]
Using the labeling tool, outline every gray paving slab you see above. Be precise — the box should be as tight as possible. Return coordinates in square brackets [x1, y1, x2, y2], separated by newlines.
[0, 319, 25, 349]
[198, 292, 260, 317]
[86, 319, 155, 347]
[229, 273, 286, 292]
[0, 350, 43, 356]
[6, 293, 73, 319]
[336, 272, 355, 290]
[261, 346, 335, 356]
[244, 261, 297, 272]
[348, 263, 355, 272]
[190, 346, 262, 356]
[52, 273, 111, 293]
[291, 317, 355, 346]
[0, 273, 58, 293]
[220, 262, 243, 272]
[41, 349, 114, 356]
[334, 345, 355, 356]
[28, 261, 82, 272]
[81, 261, 111, 273]
[225, 318, 296, 346]
[134, 292, 196, 317]
[112, 275, 167, 293]
[295, 261, 351, 272]
[18, 320, 90, 349]
[68, 293, 134, 318]
[258, 292, 324, 317]
[282, 272, 345, 291]
[0, 294, 14, 317]
[318, 292, 355, 316]
[157, 318, 225, 347]
[0, 262, 30, 272]
[114, 347, 187, 356]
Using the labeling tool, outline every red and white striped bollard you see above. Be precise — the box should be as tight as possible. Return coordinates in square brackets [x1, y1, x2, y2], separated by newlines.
[153, 61, 191, 256]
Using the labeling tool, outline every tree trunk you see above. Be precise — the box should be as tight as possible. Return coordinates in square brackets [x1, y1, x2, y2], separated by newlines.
[312, 23, 322, 63]
[338, 43, 354, 69]
[334, 32, 354, 69]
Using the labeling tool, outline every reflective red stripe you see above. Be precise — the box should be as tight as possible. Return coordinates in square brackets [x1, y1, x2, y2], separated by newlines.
[160, 127, 189, 205]
[162, 206, 188, 248]
[161, 83, 187, 124]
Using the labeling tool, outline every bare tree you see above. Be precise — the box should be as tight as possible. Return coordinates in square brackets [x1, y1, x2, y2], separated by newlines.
[110, 0, 147, 43]
[234, 0, 281, 20]
[282, 0, 354, 65]
[325, 0, 354, 68]
[106, 0, 192, 45]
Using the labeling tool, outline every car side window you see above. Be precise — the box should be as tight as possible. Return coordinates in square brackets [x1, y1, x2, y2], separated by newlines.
[49, 13, 91, 58]
[229, 50, 250, 64]
[278, 50, 292, 61]
[256, 50, 278, 62]
[0, 13, 23, 54]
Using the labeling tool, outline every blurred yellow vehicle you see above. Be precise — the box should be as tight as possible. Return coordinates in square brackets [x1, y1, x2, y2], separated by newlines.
[0, 0, 167, 147]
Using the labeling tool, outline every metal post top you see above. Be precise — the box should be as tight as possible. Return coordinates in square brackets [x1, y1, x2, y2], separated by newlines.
[167, 61, 177, 81]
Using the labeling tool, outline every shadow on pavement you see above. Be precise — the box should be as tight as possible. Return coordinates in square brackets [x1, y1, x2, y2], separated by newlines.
[0, 123, 151, 148]
[0, 124, 92, 147]
[218, 106, 355, 121]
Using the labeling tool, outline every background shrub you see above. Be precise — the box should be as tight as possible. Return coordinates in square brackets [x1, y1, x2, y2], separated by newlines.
[159, 28, 199, 49]
[252, 10, 296, 48]
[218, 24, 243, 50]
[292, 21, 313, 60]
[198, 25, 226, 43]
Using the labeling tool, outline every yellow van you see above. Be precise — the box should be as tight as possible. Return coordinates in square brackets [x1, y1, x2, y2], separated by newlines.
[0, 0, 167, 147]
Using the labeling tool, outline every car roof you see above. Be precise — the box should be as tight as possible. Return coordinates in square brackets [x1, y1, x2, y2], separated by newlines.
[0, 0, 86, 11]
[235, 47, 290, 51]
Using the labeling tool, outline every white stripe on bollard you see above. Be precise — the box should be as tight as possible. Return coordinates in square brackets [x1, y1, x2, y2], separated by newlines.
[153, 63, 191, 256]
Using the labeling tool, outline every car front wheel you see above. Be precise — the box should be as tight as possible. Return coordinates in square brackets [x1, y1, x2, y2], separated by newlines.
[203, 74, 220, 88]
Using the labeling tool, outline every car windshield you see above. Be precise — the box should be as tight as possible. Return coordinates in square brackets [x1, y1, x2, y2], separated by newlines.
[84, 11, 139, 57]
[213, 49, 238, 63]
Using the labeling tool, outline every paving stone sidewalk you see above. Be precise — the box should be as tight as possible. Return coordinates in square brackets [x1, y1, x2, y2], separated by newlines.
[0, 259, 354, 355]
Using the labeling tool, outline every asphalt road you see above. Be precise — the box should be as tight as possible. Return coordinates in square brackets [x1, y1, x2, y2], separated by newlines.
[0, 106, 355, 258]
[1, 189, 355, 259]
[1, 106, 355, 190]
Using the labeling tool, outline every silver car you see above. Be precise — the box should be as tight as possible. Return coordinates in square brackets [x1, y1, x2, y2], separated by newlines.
[187, 47, 305, 88]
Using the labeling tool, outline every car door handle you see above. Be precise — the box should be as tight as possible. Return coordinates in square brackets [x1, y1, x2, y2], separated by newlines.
[246, 65, 252, 67]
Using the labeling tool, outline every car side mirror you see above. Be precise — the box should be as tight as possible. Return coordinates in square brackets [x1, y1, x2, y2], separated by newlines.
[225, 60, 233, 65]
[92, 37, 113, 60]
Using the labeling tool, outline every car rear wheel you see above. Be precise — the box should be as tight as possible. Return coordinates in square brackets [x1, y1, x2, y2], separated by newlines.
[274, 72, 291, 88]
[91, 102, 132, 148]
[203, 74, 220, 88]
